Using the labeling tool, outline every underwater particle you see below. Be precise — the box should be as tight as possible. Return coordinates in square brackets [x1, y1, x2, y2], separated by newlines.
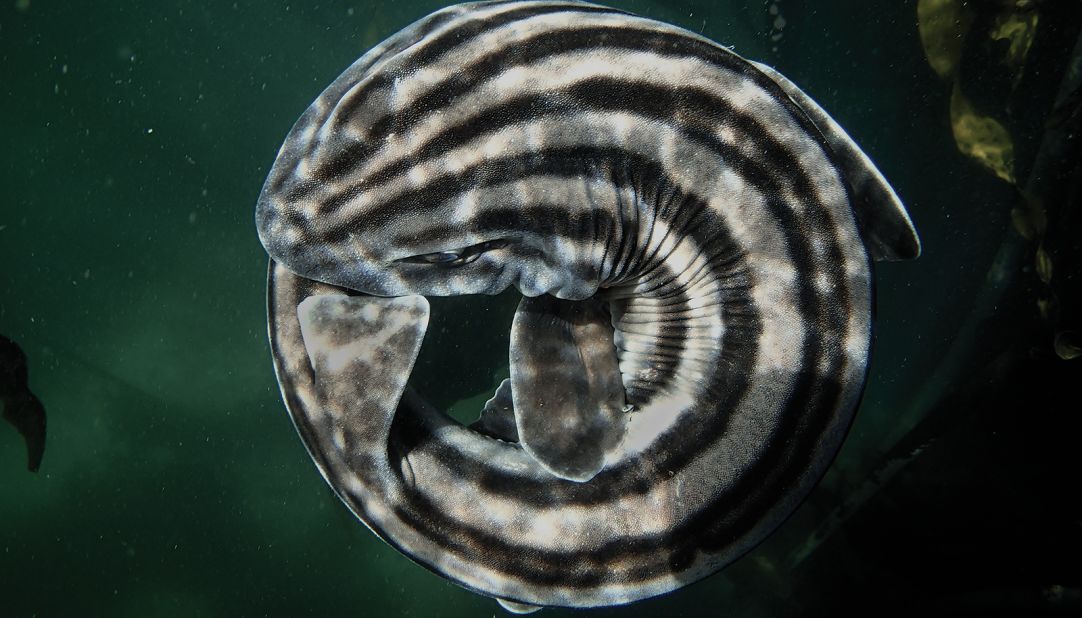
[917, 0, 973, 80]
[362, 21, 384, 49]
[14, 0, 29, 13]
[766, 1, 786, 47]
[1054, 332, 1081, 360]
[949, 83, 1016, 183]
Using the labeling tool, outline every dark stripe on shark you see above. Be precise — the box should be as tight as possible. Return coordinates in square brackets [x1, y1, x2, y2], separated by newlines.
[323, 3, 632, 136]
[382, 3, 634, 81]
[265, 6, 468, 196]
[313, 16, 802, 181]
[317, 141, 823, 251]
[304, 75, 821, 223]
[305, 65, 821, 220]
[289, 44, 805, 212]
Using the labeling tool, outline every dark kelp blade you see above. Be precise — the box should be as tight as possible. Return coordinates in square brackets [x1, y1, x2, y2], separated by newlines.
[0, 334, 46, 472]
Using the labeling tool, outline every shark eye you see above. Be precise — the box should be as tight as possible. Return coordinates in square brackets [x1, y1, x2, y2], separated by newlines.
[400, 250, 474, 267]
[420, 251, 462, 264]
[398, 239, 507, 267]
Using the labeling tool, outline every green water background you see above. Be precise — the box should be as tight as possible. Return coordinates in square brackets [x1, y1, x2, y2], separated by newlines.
[2, 0, 1079, 616]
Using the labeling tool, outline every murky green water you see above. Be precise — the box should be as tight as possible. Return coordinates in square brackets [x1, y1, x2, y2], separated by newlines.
[2, 1, 1079, 616]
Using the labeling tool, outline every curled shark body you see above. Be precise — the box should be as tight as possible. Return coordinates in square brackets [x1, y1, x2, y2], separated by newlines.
[255, 0, 919, 610]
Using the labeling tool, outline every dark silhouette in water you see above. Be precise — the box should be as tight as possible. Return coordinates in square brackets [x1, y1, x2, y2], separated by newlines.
[0, 335, 46, 472]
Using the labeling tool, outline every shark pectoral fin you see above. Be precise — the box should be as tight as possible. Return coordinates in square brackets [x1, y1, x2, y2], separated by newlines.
[751, 61, 921, 261]
[297, 293, 429, 439]
[496, 598, 543, 614]
[469, 378, 519, 442]
[509, 295, 626, 483]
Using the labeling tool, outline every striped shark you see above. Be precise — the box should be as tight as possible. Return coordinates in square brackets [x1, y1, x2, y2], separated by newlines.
[255, 0, 920, 611]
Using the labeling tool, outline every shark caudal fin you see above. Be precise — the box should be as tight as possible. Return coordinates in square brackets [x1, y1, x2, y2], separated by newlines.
[752, 61, 921, 262]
